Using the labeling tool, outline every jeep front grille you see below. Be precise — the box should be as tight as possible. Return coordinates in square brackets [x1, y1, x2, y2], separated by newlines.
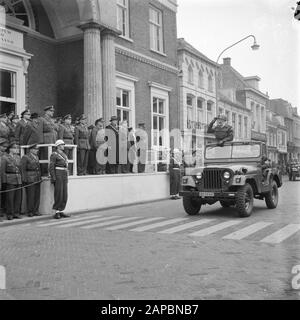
[203, 169, 223, 190]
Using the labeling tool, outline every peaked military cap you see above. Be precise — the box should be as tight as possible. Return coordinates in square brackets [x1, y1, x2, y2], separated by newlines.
[21, 110, 31, 117]
[44, 105, 55, 112]
[217, 114, 227, 121]
[28, 143, 39, 149]
[31, 113, 39, 119]
[63, 114, 72, 120]
[78, 114, 87, 121]
[110, 116, 118, 122]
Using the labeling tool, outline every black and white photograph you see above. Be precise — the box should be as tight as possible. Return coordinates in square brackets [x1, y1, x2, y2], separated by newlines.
[0, 0, 299, 304]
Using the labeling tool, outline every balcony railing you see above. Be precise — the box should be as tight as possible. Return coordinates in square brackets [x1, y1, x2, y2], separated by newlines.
[20, 144, 78, 176]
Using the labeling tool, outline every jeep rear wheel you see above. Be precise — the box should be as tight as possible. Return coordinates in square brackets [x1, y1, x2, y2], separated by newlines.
[182, 197, 201, 215]
[236, 183, 254, 218]
[265, 180, 278, 209]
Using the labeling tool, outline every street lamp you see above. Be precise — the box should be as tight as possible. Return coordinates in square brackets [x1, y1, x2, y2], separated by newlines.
[214, 34, 259, 120]
[216, 35, 260, 65]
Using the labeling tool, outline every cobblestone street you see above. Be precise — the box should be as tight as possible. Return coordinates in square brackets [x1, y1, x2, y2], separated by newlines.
[0, 177, 300, 300]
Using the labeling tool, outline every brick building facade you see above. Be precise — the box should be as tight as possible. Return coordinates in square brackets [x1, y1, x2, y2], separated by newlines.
[0, 0, 179, 156]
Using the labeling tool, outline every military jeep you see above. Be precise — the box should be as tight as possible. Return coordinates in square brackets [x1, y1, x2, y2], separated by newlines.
[179, 141, 282, 218]
[288, 161, 300, 181]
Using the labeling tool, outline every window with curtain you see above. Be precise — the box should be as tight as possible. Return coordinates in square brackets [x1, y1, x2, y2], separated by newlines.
[149, 6, 164, 53]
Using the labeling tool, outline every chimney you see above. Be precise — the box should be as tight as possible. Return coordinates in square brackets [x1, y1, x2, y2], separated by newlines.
[244, 76, 261, 90]
[223, 57, 231, 66]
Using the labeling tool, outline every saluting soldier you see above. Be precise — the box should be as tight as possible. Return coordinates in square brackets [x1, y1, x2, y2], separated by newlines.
[169, 148, 182, 200]
[207, 114, 234, 146]
[1, 142, 22, 220]
[15, 110, 31, 145]
[58, 114, 74, 159]
[0, 113, 10, 145]
[49, 140, 70, 219]
[23, 113, 40, 145]
[74, 114, 90, 176]
[136, 123, 147, 173]
[21, 144, 42, 217]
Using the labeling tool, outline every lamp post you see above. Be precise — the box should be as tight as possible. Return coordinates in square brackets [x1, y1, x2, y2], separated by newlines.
[215, 34, 260, 115]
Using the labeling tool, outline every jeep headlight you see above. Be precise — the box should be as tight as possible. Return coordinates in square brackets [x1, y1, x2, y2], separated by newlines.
[196, 172, 202, 180]
[223, 171, 231, 180]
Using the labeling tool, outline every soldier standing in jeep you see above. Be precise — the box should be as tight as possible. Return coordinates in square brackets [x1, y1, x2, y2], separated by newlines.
[207, 114, 234, 146]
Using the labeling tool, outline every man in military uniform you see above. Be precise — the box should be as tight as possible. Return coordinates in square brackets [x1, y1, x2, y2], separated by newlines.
[58, 114, 74, 159]
[0, 113, 10, 145]
[23, 113, 40, 145]
[207, 114, 234, 146]
[38, 106, 57, 175]
[89, 118, 104, 174]
[74, 114, 90, 175]
[21, 144, 42, 217]
[105, 116, 119, 174]
[0, 138, 8, 222]
[15, 110, 31, 145]
[1, 142, 22, 220]
[8, 115, 20, 143]
[49, 140, 70, 219]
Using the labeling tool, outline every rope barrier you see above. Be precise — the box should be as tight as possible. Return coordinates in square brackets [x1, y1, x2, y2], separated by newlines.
[0, 180, 43, 194]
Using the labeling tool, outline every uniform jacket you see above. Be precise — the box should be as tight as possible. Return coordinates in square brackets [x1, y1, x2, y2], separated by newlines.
[8, 122, 17, 143]
[58, 124, 74, 145]
[75, 124, 90, 150]
[0, 122, 10, 143]
[23, 121, 40, 145]
[21, 153, 41, 183]
[15, 119, 28, 145]
[169, 155, 182, 172]
[89, 127, 100, 150]
[105, 124, 119, 163]
[49, 151, 68, 182]
[38, 115, 57, 144]
[207, 120, 234, 142]
[1, 154, 22, 185]
[0, 151, 6, 188]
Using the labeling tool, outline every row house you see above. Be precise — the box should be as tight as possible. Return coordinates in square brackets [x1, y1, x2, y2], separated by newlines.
[177, 38, 218, 149]
[220, 58, 268, 143]
[292, 109, 300, 160]
[266, 110, 287, 166]
[269, 99, 298, 162]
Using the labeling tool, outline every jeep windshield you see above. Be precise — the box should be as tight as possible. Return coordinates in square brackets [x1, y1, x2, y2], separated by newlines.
[205, 144, 261, 159]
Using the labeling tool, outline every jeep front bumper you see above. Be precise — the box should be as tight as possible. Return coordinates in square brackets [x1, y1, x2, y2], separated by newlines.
[179, 190, 237, 199]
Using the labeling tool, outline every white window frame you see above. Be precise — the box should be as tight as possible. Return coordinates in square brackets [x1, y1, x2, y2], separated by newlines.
[197, 98, 205, 125]
[150, 85, 170, 151]
[198, 70, 204, 88]
[117, 0, 130, 38]
[116, 73, 137, 128]
[149, 6, 164, 54]
[188, 65, 194, 84]
[206, 101, 213, 124]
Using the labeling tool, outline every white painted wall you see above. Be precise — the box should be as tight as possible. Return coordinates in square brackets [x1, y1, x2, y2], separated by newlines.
[39, 173, 170, 215]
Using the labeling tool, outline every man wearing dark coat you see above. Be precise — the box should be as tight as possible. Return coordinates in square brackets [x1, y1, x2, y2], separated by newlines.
[74, 114, 90, 176]
[15, 110, 31, 145]
[21, 144, 42, 217]
[105, 116, 119, 174]
[207, 114, 234, 146]
[0, 138, 8, 222]
[23, 113, 40, 145]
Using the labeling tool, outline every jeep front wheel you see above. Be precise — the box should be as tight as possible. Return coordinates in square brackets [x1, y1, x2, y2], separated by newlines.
[236, 183, 254, 218]
[183, 197, 202, 215]
[220, 200, 233, 208]
[265, 180, 278, 209]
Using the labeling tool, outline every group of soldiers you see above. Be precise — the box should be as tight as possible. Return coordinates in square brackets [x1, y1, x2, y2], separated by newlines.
[0, 105, 150, 221]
